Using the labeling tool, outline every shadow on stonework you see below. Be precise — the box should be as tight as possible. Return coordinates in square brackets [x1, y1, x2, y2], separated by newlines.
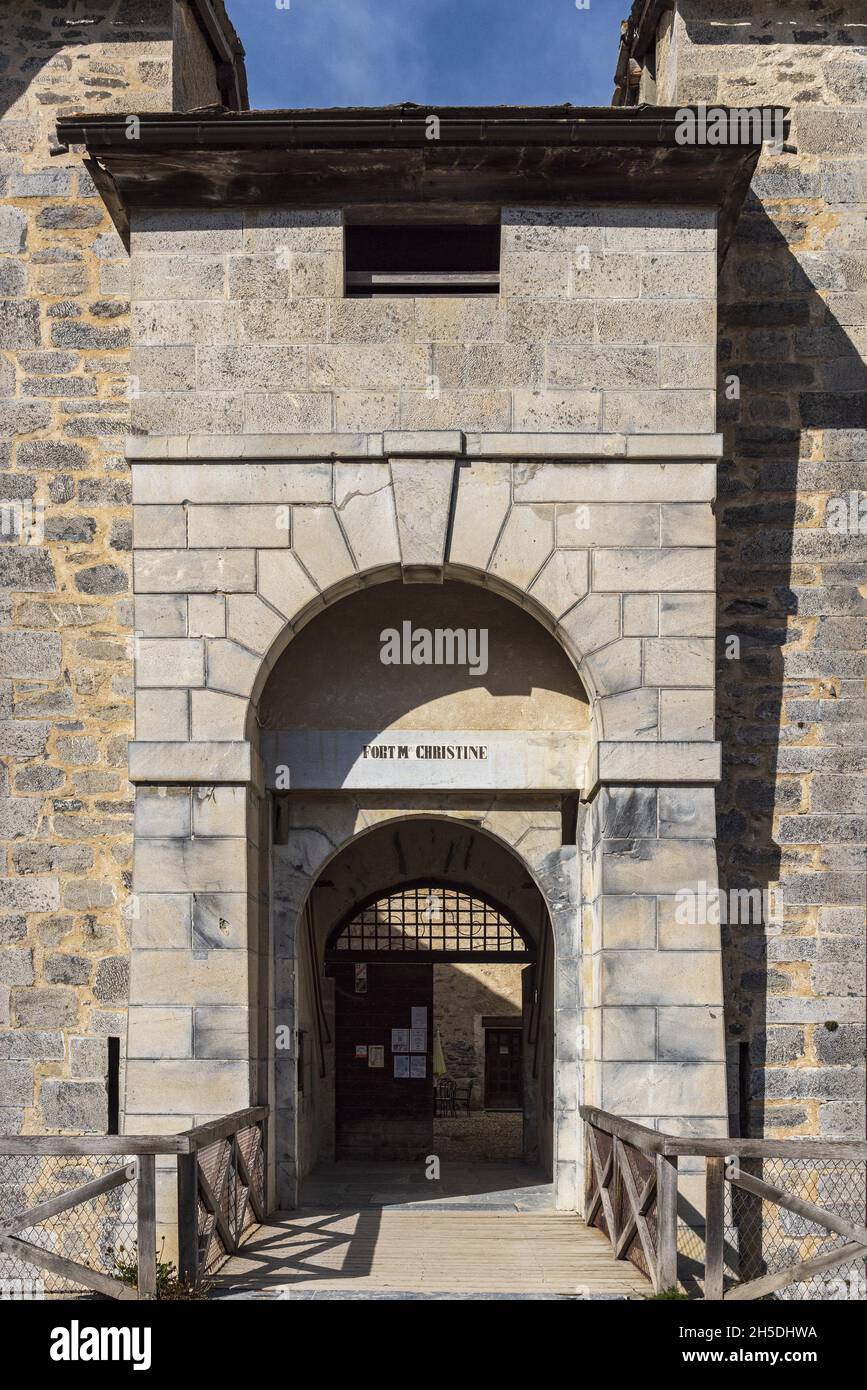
[716, 194, 866, 1143]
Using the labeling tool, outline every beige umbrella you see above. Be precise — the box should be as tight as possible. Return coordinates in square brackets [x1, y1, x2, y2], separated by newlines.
[432, 1029, 448, 1078]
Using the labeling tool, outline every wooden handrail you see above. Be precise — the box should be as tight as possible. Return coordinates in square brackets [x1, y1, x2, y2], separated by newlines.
[582, 1107, 867, 1302]
[0, 1105, 271, 1157]
[178, 1106, 269, 1152]
[580, 1106, 867, 1161]
[0, 1106, 271, 1298]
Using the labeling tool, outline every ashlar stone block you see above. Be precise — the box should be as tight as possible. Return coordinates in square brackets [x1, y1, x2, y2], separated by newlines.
[528, 549, 589, 619]
[593, 548, 715, 593]
[292, 507, 355, 592]
[489, 505, 554, 589]
[336, 462, 401, 572]
[644, 637, 715, 685]
[136, 639, 204, 689]
[127, 1006, 193, 1060]
[602, 1007, 656, 1061]
[448, 461, 511, 571]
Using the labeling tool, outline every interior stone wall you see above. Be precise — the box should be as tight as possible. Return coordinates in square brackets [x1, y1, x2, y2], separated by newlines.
[432, 961, 524, 1101]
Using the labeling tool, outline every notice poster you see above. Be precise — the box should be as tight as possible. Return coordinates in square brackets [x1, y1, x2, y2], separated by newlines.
[411, 1007, 427, 1031]
[354, 1045, 368, 1060]
[394, 1055, 410, 1079]
[354, 963, 367, 994]
[410, 1055, 426, 1079]
[409, 1029, 426, 1053]
[368, 1045, 384, 1069]
[391, 1028, 409, 1052]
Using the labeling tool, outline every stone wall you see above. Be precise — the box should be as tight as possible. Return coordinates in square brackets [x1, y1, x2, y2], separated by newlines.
[0, 2, 229, 1135]
[652, 0, 866, 1142]
[432, 961, 523, 1100]
[128, 205, 717, 439]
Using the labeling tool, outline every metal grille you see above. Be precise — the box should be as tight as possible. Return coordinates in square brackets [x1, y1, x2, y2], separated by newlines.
[0, 1154, 136, 1298]
[331, 886, 529, 957]
[723, 1157, 867, 1300]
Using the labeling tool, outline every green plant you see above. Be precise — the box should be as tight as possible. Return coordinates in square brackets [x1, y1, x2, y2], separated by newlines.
[648, 1286, 689, 1300]
[114, 1240, 211, 1300]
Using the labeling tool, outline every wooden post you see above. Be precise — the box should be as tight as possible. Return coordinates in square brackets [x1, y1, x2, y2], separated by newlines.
[260, 1114, 270, 1215]
[136, 1155, 157, 1300]
[704, 1156, 726, 1300]
[655, 1153, 679, 1293]
[177, 1152, 199, 1287]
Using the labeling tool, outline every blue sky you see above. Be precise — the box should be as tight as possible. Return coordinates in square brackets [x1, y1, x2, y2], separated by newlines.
[225, 0, 625, 110]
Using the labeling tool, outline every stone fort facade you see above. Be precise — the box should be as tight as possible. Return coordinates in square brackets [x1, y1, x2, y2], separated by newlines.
[0, 1, 863, 1199]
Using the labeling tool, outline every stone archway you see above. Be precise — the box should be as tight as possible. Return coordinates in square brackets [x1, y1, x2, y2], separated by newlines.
[272, 813, 571, 1208]
[127, 449, 728, 1226]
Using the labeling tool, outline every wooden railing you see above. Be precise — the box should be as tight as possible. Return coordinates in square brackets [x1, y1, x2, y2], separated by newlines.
[0, 1106, 269, 1300]
[581, 1106, 867, 1300]
[177, 1107, 268, 1286]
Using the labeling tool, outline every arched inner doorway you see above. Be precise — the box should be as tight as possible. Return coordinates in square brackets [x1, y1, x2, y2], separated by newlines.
[277, 814, 560, 1206]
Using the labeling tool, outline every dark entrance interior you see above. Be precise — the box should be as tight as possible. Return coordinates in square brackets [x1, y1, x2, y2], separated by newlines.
[325, 881, 533, 1163]
[333, 962, 433, 1159]
[286, 815, 559, 1209]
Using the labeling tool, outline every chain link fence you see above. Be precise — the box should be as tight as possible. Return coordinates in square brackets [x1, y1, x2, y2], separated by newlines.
[0, 1154, 137, 1299]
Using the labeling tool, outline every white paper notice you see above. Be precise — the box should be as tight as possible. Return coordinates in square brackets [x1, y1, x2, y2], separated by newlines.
[411, 1007, 427, 1030]
[391, 1028, 409, 1052]
[410, 1056, 426, 1079]
[394, 1055, 410, 1079]
[409, 1029, 426, 1053]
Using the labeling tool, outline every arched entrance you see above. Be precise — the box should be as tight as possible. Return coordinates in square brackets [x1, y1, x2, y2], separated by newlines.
[258, 575, 588, 1210]
[281, 819, 558, 1202]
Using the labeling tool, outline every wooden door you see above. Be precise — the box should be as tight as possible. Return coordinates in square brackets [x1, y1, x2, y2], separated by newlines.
[484, 1027, 523, 1110]
[334, 963, 433, 1159]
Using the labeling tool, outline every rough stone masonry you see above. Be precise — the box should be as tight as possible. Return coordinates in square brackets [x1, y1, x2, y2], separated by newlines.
[636, 0, 866, 1143]
[0, 1, 243, 1133]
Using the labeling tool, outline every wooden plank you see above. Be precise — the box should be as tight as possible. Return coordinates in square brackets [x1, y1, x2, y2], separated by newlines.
[613, 1168, 656, 1259]
[211, 1209, 652, 1296]
[0, 1135, 187, 1155]
[197, 1159, 236, 1256]
[725, 1240, 867, 1303]
[731, 1169, 867, 1247]
[234, 1133, 265, 1225]
[1, 1162, 135, 1235]
[655, 1152, 679, 1294]
[704, 1156, 725, 1301]
[0, 1231, 136, 1302]
[662, 1136, 867, 1161]
[136, 1155, 157, 1300]
[613, 1139, 657, 1273]
[177, 1152, 199, 1287]
[587, 1125, 617, 1240]
[580, 1108, 866, 1162]
[585, 1145, 613, 1226]
[182, 1106, 269, 1152]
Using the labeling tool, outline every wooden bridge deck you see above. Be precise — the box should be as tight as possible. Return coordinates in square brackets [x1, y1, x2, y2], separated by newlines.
[209, 1209, 650, 1298]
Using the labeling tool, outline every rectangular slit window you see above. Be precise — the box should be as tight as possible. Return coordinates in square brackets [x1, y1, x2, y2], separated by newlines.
[345, 224, 500, 296]
[107, 1035, 120, 1135]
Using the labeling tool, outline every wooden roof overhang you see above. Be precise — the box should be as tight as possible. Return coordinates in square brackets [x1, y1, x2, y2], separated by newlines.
[54, 104, 767, 259]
